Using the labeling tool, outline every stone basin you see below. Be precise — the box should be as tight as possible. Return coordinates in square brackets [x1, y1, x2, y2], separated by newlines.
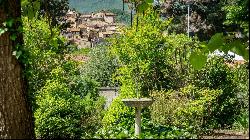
[122, 98, 154, 108]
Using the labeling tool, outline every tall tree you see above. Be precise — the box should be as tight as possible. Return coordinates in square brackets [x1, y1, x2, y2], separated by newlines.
[40, 0, 69, 27]
[160, 0, 226, 41]
[0, 0, 35, 138]
[222, 0, 249, 35]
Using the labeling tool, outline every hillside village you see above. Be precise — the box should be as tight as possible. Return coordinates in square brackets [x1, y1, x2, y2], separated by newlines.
[62, 9, 124, 49]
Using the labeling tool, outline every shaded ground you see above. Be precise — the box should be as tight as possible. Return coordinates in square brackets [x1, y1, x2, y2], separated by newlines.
[201, 129, 249, 139]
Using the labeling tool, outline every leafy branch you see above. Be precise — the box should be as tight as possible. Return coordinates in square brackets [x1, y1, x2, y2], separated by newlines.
[190, 33, 249, 70]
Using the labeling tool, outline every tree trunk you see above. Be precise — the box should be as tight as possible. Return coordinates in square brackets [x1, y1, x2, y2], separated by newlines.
[0, 0, 35, 139]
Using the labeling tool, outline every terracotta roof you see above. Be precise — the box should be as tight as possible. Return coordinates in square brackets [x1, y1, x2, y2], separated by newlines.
[90, 17, 104, 21]
[105, 12, 116, 16]
[78, 24, 87, 29]
[67, 11, 74, 15]
[67, 17, 76, 22]
[80, 14, 92, 18]
[105, 24, 116, 27]
[102, 31, 114, 35]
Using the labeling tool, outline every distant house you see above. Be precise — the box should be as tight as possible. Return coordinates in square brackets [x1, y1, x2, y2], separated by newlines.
[78, 23, 87, 29]
[66, 17, 76, 23]
[89, 30, 99, 38]
[90, 17, 104, 22]
[70, 28, 80, 34]
[104, 12, 116, 23]
[78, 24, 88, 38]
[93, 11, 105, 18]
[101, 31, 114, 38]
[63, 32, 73, 39]
[62, 10, 121, 48]
[90, 20, 108, 27]
[77, 39, 91, 49]
[66, 17, 77, 28]
[66, 10, 78, 18]
[105, 24, 117, 31]
[80, 14, 92, 19]
[79, 14, 92, 23]
[69, 28, 81, 39]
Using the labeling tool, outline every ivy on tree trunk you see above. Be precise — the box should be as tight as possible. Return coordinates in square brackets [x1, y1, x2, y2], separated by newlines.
[0, 0, 35, 139]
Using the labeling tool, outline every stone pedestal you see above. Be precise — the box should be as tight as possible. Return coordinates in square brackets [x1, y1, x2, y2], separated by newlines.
[122, 98, 153, 137]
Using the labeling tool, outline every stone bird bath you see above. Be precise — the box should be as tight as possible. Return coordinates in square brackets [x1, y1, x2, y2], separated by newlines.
[122, 98, 154, 137]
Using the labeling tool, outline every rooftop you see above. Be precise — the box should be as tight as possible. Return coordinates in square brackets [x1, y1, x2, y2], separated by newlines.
[69, 28, 80, 32]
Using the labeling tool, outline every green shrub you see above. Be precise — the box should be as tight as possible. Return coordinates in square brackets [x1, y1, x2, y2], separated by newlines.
[231, 63, 249, 132]
[35, 80, 105, 139]
[189, 56, 245, 128]
[109, 17, 189, 95]
[149, 85, 222, 136]
[232, 109, 249, 132]
[95, 111, 135, 139]
[232, 63, 249, 110]
[141, 118, 198, 139]
[80, 45, 119, 87]
[71, 48, 91, 56]
[99, 9, 202, 139]
[34, 59, 105, 138]
[22, 17, 69, 110]
[22, 17, 107, 138]
[96, 107, 198, 139]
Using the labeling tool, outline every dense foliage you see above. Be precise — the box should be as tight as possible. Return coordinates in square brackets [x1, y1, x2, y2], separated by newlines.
[97, 7, 248, 138]
[160, 0, 226, 40]
[22, 17, 67, 109]
[79, 45, 119, 87]
[190, 56, 242, 128]
[150, 86, 222, 136]
[22, 17, 105, 138]
[39, 0, 69, 27]
[222, 0, 249, 34]
[16, 0, 249, 139]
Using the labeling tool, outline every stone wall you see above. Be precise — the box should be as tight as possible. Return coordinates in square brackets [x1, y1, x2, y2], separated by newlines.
[99, 87, 119, 109]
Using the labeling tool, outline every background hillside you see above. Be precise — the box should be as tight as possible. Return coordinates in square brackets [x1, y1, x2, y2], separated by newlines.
[69, 0, 129, 13]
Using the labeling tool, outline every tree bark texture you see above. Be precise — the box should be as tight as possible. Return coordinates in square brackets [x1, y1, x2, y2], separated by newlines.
[0, 0, 35, 139]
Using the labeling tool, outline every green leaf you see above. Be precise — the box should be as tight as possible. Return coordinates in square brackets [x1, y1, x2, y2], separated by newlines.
[27, 7, 35, 19]
[189, 52, 207, 70]
[230, 41, 249, 60]
[21, 0, 29, 7]
[51, 38, 58, 48]
[145, 0, 154, 3]
[220, 45, 230, 53]
[17, 25, 23, 33]
[10, 34, 17, 41]
[12, 50, 22, 59]
[6, 18, 14, 27]
[200, 42, 210, 53]
[22, 0, 40, 19]
[137, 2, 149, 13]
[0, 28, 7, 36]
[33, 0, 40, 13]
[207, 33, 224, 52]
[221, 40, 241, 54]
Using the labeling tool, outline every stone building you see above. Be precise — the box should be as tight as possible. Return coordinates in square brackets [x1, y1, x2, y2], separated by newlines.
[62, 10, 120, 48]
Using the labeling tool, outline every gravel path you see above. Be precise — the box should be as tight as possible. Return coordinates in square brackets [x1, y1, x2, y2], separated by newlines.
[201, 129, 249, 139]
